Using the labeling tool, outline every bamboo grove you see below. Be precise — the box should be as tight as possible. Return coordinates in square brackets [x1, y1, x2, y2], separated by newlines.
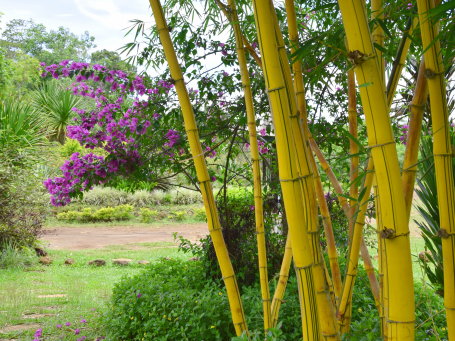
[148, 0, 454, 339]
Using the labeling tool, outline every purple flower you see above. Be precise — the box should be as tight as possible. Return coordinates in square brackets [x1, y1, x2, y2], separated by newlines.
[259, 128, 266, 136]
[137, 293, 142, 298]
[250, 205, 255, 211]
[211, 176, 216, 182]
[56, 324, 62, 329]
[75, 328, 81, 335]
[65, 322, 71, 327]
[80, 319, 87, 323]
[34, 329, 43, 337]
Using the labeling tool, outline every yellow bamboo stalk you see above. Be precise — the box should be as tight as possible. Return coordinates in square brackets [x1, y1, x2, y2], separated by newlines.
[402, 60, 428, 219]
[371, 0, 385, 88]
[148, 0, 248, 335]
[284, 0, 342, 303]
[225, 0, 271, 330]
[417, 0, 455, 337]
[272, 4, 339, 338]
[342, 68, 359, 333]
[374, 179, 388, 338]
[348, 69, 359, 225]
[270, 234, 292, 327]
[252, 0, 339, 338]
[338, 0, 415, 338]
[338, 157, 375, 331]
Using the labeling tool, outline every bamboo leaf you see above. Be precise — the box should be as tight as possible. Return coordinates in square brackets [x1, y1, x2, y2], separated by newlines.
[358, 82, 373, 88]
[374, 18, 393, 39]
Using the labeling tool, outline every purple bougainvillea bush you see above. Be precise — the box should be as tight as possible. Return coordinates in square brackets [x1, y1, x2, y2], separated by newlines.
[41, 61, 189, 206]
[41, 60, 273, 206]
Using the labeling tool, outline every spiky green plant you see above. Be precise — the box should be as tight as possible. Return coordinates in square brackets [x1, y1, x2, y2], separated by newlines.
[31, 80, 82, 144]
[415, 130, 455, 295]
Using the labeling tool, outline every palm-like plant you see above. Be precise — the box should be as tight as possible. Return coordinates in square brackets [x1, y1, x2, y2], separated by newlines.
[0, 98, 48, 162]
[415, 130, 455, 295]
[31, 80, 82, 144]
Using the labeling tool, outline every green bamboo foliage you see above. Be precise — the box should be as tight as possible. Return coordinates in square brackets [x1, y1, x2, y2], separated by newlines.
[338, 0, 415, 338]
[417, 0, 455, 337]
[148, 0, 248, 335]
[225, 0, 272, 330]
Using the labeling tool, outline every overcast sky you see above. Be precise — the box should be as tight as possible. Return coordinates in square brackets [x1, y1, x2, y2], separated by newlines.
[0, 0, 153, 53]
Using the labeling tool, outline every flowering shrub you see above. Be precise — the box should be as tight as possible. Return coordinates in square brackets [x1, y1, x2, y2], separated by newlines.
[41, 59, 275, 208]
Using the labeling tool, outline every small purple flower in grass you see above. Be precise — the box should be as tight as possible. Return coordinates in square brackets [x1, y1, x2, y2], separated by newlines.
[34, 328, 43, 338]
[137, 292, 142, 298]
[65, 322, 71, 327]
[250, 205, 255, 211]
[75, 328, 81, 335]
[211, 176, 216, 182]
[77, 337, 87, 341]
[80, 319, 87, 323]
[56, 324, 62, 329]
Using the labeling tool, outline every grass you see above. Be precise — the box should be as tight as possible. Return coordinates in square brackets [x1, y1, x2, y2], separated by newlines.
[0, 242, 187, 340]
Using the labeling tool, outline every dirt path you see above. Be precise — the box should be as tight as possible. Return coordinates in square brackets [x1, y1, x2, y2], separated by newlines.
[40, 223, 208, 250]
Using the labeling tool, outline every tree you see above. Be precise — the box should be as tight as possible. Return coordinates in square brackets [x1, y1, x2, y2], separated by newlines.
[90, 49, 136, 73]
[0, 18, 95, 65]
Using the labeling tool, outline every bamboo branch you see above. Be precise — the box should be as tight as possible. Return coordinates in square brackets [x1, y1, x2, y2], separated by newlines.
[149, 0, 248, 335]
[225, 0, 272, 330]
[417, 0, 455, 337]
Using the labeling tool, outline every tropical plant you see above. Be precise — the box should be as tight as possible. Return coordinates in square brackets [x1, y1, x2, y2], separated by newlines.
[0, 98, 48, 160]
[415, 131, 455, 295]
[31, 80, 83, 144]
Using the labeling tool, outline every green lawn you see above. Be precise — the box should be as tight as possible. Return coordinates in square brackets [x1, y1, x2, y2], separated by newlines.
[0, 242, 187, 340]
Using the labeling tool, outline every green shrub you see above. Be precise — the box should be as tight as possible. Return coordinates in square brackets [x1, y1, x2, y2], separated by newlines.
[170, 210, 186, 221]
[130, 190, 158, 207]
[105, 258, 448, 340]
[0, 154, 47, 249]
[0, 242, 38, 269]
[169, 189, 202, 205]
[112, 204, 134, 221]
[194, 208, 207, 221]
[56, 205, 134, 223]
[92, 207, 116, 221]
[139, 208, 159, 223]
[176, 187, 285, 287]
[104, 259, 235, 340]
[80, 186, 131, 207]
[80, 208, 94, 222]
[56, 211, 82, 222]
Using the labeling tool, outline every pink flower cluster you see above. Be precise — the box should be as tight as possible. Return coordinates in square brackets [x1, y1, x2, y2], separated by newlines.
[41, 61, 171, 206]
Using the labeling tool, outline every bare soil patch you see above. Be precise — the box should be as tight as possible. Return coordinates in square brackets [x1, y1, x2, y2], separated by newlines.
[0, 324, 40, 334]
[40, 223, 208, 250]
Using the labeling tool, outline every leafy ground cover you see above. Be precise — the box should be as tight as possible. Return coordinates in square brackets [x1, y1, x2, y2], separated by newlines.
[0, 242, 185, 340]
